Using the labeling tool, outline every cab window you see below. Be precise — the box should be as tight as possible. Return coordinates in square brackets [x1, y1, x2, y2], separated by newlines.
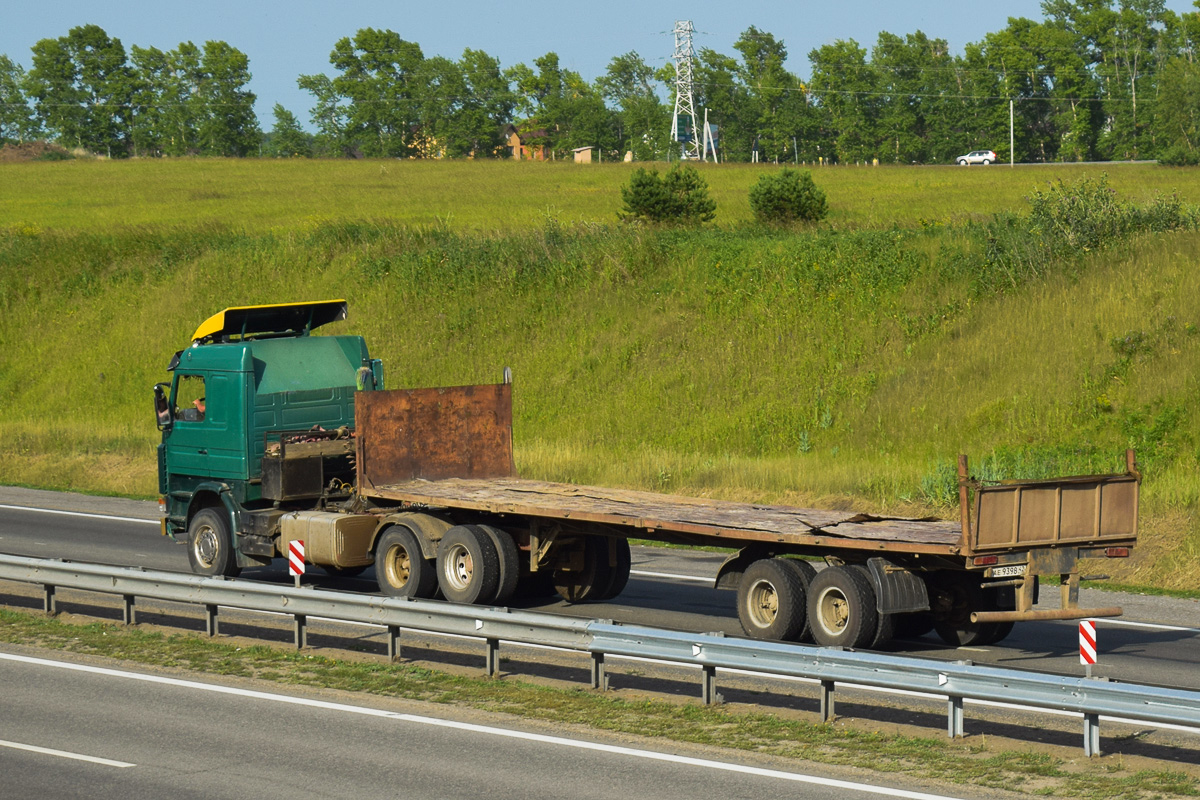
[174, 375, 207, 422]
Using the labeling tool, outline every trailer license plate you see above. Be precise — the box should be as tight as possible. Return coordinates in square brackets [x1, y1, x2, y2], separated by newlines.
[992, 564, 1026, 578]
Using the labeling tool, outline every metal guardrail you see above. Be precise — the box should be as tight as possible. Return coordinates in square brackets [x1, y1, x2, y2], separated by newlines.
[1, 553, 1197, 757]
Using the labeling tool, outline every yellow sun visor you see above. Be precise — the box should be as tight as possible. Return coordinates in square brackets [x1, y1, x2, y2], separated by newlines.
[191, 300, 348, 343]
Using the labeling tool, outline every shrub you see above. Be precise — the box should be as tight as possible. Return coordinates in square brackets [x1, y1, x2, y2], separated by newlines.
[619, 164, 716, 224]
[748, 168, 828, 224]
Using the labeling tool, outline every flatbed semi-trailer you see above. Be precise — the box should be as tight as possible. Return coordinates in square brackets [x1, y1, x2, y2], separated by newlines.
[156, 301, 1139, 650]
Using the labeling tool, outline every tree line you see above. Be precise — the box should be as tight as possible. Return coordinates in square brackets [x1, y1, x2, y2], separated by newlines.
[3, 1, 1200, 164]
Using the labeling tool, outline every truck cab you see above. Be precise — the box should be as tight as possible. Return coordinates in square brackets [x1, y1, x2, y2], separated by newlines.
[154, 300, 381, 574]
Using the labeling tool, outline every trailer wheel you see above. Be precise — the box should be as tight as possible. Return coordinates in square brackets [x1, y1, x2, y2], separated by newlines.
[553, 536, 612, 603]
[437, 525, 501, 605]
[780, 559, 817, 642]
[736, 558, 807, 641]
[851, 564, 896, 649]
[931, 573, 1012, 647]
[376, 526, 437, 598]
[186, 508, 241, 578]
[473, 524, 520, 606]
[597, 539, 632, 601]
[807, 565, 878, 648]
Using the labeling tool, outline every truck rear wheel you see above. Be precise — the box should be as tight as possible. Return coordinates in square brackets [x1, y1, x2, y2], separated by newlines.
[736, 558, 807, 641]
[473, 524, 519, 606]
[376, 526, 437, 598]
[437, 525, 501, 605]
[807, 565, 878, 648]
[186, 508, 241, 578]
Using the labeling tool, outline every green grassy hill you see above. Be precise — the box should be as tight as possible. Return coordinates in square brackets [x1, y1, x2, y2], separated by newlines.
[1, 159, 1197, 589]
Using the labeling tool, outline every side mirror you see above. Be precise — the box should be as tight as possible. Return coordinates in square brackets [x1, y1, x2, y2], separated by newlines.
[153, 383, 172, 430]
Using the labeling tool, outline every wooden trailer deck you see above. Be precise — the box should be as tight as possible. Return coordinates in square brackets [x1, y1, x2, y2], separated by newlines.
[365, 477, 966, 554]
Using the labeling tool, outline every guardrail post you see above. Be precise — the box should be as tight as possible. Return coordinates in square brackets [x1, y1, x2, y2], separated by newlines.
[1084, 713, 1101, 757]
[122, 595, 136, 625]
[820, 680, 835, 722]
[485, 638, 500, 677]
[701, 665, 723, 705]
[43, 585, 57, 616]
[387, 625, 401, 662]
[590, 652, 608, 690]
[205, 604, 219, 636]
[294, 614, 307, 649]
[948, 696, 964, 738]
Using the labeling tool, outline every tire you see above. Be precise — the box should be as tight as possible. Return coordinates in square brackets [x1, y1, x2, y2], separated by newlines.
[780, 559, 817, 642]
[375, 525, 437, 598]
[186, 507, 241, 578]
[736, 558, 807, 641]
[851, 564, 896, 649]
[437, 525, 501, 605]
[553, 536, 613, 604]
[957, 159, 968, 166]
[473, 524, 520, 606]
[981, 159, 992, 165]
[807, 565, 878, 648]
[597, 538, 632, 601]
[931, 572, 1005, 647]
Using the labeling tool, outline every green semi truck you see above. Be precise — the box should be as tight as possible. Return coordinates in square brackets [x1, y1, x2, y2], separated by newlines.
[155, 300, 1141, 649]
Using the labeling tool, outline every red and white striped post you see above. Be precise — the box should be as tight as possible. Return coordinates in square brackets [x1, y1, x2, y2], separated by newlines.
[289, 540, 305, 587]
[1079, 619, 1097, 678]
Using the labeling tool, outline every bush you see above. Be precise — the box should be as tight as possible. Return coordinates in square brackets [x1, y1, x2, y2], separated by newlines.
[748, 168, 828, 224]
[619, 164, 716, 224]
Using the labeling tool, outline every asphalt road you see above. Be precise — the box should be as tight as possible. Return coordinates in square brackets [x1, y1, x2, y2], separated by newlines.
[1, 486, 1198, 692]
[0, 649, 979, 800]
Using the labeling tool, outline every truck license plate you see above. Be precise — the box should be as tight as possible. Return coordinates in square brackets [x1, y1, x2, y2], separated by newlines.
[991, 564, 1026, 578]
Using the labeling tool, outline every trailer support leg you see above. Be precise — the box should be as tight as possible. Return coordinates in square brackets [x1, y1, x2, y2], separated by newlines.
[123, 595, 136, 626]
[948, 696, 964, 738]
[387, 625, 401, 662]
[294, 614, 307, 649]
[1084, 713, 1101, 757]
[205, 604, 219, 636]
[701, 665, 722, 705]
[43, 585, 57, 616]
[820, 680, 835, 722]
[485, 637, 500, 677]
[590, 652, 608, 691]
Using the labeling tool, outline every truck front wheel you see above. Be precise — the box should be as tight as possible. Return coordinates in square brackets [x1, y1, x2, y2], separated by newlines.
[186, 508, 241, 578]
[376, 526, 437, 598]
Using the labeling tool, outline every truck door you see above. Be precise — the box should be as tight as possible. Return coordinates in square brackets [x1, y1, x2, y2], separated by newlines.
[165, 372, 246, 481]
[165, 373, 211, 477]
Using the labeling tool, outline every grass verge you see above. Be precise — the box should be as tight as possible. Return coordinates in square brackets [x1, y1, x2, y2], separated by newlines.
[0, 606, 1195, 799]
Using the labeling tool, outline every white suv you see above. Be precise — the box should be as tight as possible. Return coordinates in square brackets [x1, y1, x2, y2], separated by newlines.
[956, 150, 997, 165]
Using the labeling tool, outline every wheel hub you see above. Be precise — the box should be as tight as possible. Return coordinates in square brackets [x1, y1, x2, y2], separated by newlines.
[746, 579, 779, 628]
[194, 525, 218, 568]
[384, 545, 412, 587]
[445, 544, 473, 591]
[816, 587, 850, 633]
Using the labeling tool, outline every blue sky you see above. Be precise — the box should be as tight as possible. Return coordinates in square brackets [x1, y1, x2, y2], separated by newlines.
[3, 0, 1196, 128]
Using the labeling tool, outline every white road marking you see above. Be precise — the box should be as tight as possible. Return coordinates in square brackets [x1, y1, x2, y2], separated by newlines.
[0, 504, 159, 526]
[631, 569, 710, 584]
[1101, 618, 1200, 634]
[0, 737, 135, 768]
[0, 651, 966, 800]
